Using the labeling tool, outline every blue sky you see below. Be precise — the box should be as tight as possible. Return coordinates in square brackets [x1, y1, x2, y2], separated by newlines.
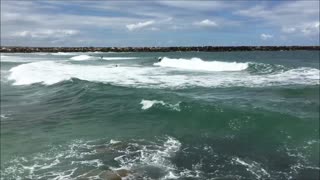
[1, 0, 319, 47]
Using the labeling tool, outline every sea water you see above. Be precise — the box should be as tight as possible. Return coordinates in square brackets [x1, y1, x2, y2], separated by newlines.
[1, 51, 319, 179]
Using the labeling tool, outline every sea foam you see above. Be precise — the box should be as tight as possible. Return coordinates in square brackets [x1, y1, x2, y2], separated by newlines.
[154, 57, 248, 71]
[8, 61, 319, 88]
[232, 157, 270, 179]
[52, 52, 79, 56]
[140, 99, 165, 109]
[1, 55, 37, 63]
[113, 136, 183, 179]
[102, 57, 137, 60]
[70, 55, 92, 61]
[140, 99, 180, 111]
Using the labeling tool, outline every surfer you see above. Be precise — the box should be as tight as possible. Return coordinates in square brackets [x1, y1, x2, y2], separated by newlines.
[158, 57, 163, 62]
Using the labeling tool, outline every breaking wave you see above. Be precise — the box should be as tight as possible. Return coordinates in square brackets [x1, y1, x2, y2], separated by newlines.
[51, 52, 79, 56]
[8, 61, 319, 88]
[1, 55, 37, 63]
[102, 57, 138, 60]
[69, 55, 137, 61]
[70, 55, 93, 61]
[154, 57, 249, 71]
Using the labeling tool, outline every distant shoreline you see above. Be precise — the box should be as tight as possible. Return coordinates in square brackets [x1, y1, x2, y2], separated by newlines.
[1, 46, 319, 53]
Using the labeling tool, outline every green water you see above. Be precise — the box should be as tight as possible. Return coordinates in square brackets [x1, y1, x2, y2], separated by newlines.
[1, 51, 319, 179]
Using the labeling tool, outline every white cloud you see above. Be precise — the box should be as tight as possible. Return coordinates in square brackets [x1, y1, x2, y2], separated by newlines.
[281, 21, 319, 36]
[158, 1, 240, 11]
[1, 0, 318, 46]
[150, 27, 160, 31]
[235, 1, 319, 24]
[195, 19, 218, 27]
[260, 33, 273, 40]
[235, 1, 319, 35]
[301, 22, 320, 35]
[282, 27, 296, 33]
[170, 25, 183, 30]
[164, 17, 173, 22]
[12, 29, 79, 38]
[236, 5, 267, 18]
[126, 20, 155, 31]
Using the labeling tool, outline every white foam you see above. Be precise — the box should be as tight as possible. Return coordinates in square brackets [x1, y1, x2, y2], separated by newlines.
[1, 137, 203, 180]
[34, 53, 49, 56]
[232, 157, 270, 179]
[93, 51, 125, 54]
[72, 159, 103, 167]
[9, 61, 70, 85]
[102, 57, 137, 60]
[110, 139, 121, 144]
[1, 55, 37, 63]
[114, 136, 182, 179]
[307, 140, 318, 145]
[140, 99, 166, 110]
[51, 52, 79, 56]
[70, 55, 92, 61]
[283, 141, 320, 177]
[140, 99, 180, 111]
[0, 139, 99, 180]
[8, 61, 319, 88]
[163, 171, 179, 179]
[154, 57, 248, 71]
[1, 114, 9, 119]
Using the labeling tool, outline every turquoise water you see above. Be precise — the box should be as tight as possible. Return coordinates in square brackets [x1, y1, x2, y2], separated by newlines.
[1, 51, 319, 179]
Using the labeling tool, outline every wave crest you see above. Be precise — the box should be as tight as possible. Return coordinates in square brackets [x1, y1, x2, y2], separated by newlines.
[70, 55, 92, 61]
[8, 61, 319, 87]
[154, 57, 248, 71]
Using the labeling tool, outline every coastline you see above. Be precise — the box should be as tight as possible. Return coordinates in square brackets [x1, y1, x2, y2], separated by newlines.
[1, 46, 319, 53]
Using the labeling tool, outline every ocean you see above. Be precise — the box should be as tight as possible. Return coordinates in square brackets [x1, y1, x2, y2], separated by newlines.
[1, 51, 319, 180]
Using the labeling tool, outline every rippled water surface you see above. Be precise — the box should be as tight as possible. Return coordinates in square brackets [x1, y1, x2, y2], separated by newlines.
[1, 51, 319, 179]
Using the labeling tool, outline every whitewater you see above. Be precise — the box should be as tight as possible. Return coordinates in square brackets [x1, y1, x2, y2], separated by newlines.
[7, 57, 319, 87]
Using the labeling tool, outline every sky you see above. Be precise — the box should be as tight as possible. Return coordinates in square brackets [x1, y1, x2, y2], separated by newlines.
[1, 0, 319, 47]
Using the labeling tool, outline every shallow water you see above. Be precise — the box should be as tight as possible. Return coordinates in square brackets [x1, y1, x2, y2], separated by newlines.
[1, 51, 319, 179]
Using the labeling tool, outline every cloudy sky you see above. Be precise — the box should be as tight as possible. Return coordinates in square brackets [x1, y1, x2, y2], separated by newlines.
[1, 0, 319, 47]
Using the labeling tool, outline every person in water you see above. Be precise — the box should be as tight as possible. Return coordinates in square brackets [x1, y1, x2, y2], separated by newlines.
[158, 57, 163, 62]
